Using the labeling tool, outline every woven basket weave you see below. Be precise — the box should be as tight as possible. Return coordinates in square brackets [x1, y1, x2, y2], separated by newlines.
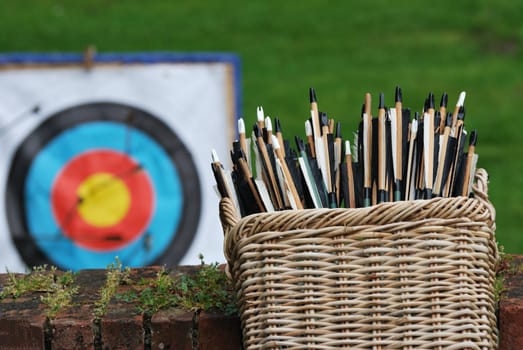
[220, 168, 498, 350]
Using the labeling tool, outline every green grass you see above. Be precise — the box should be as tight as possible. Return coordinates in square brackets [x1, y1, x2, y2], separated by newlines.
[0, 1, 522, 251]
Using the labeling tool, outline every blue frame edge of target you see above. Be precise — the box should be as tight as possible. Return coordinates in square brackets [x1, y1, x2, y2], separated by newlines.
[0, 52, 242, 270]
[0, 51, 243, 118]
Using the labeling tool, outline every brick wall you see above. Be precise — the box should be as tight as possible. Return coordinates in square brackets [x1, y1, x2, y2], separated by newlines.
[498, 255, 523, 349]
[1, 257, 522, 350]
[0, 265, 242, 350]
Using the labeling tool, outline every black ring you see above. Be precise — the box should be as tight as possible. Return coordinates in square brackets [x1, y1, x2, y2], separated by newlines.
[5, 102, 201, 268]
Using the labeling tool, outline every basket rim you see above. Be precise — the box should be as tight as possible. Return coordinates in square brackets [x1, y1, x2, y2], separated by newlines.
[219, 168, 494, 235]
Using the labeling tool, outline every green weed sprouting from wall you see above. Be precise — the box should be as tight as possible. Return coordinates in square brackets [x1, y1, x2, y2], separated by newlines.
[117, 255, 237, 316]
[93, 257, 131, 319]
[0, 265, 78, 318]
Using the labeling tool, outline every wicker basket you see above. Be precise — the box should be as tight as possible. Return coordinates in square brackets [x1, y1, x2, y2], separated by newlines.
[220, 169, 498, 350]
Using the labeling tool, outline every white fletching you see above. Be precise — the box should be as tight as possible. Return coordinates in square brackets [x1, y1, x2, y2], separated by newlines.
[345, 140, 351, 155]
[457, 91, 466, 107]
[211, 149, 220, 163]
[265, 116, 272, 131]
[271, 135, 281, 150]
[238, 118, 245, 134]
[411, 118, 418, 134]
[257, 106, 264, 122]
[305, 119, 312, 136]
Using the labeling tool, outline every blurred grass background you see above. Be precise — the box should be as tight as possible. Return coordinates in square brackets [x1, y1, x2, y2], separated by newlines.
[0, 0, 522, 252]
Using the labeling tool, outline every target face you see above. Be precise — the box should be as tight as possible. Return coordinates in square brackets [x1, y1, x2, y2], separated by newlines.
[6, 102, 201, 270]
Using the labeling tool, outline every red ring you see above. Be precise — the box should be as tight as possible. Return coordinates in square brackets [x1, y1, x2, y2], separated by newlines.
[51, 150, 154, 251]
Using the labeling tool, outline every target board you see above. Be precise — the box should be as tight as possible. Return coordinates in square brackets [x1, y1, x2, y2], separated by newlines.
[0, 53, 241, 271]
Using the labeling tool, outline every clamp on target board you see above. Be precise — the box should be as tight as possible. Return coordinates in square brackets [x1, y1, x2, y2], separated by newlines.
[6, 102, 201, 270]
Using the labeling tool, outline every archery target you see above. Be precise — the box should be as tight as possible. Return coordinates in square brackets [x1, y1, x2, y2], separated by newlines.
[6, 102, 200, 271]
[0, 53, 240, 272]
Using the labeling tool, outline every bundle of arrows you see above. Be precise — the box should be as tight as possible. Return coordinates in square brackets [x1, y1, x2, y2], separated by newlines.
[212, 87, 479, 217]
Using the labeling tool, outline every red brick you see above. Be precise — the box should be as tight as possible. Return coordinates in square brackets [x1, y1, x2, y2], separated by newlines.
[198, 311, 242, 350]
[499, 297, 523, 350]
[49, 269, 107, 350]
[0, 295, 47, 349]
[128, 266, 163, 282]
[151, 308, 194, 350]
[51, 304, 94, 350]
[169, 265, 199, 279]
[101, 305, 144, 350]
[98, 267, 157, 350]
[499, 255, 523, 350]
[73, 269, 109, 301]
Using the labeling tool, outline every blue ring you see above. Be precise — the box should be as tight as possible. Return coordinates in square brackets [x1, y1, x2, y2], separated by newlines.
[25, 121, 182, 270]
